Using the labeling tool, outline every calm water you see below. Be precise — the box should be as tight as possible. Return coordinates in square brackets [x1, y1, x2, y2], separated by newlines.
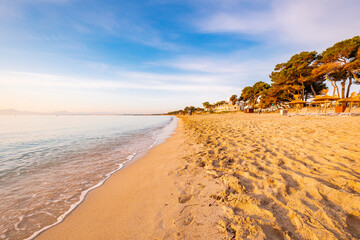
[0, 115, 176, 240]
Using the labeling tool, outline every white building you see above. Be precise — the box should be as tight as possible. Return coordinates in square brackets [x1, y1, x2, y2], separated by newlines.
[214, 101, 244, 112]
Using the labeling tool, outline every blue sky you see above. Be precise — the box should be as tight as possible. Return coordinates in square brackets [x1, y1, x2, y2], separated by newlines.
[1, 0, 359, 113]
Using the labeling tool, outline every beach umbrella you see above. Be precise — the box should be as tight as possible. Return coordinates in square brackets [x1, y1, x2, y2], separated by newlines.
[337, 91, 360, 113]
[312, 90, 340, 115]
[288, 95, 307, 114]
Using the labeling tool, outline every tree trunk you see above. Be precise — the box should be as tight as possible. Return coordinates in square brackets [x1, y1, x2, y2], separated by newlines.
[334, 82, 340, 97]
[310, 83, 316, 97]
[325, 75, 339, 96]
[341, 80, 346, 99]
[352, 71, 360, 82]
[302, 88, 305, 101]
[346, 78, 352, 98]
[301, 82, 305, 100]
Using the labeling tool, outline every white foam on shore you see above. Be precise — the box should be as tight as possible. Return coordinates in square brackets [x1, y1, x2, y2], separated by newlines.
[148, 116, 178, 149]
[26, 116, 177, 240]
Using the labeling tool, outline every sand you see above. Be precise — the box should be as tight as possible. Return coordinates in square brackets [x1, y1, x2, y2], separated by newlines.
[37, 119, 225, 240]
[181, 113, 360, 240]
[37, 113, 360, 240]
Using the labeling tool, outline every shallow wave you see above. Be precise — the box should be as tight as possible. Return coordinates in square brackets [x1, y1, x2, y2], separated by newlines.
[0, 116, 177, 240]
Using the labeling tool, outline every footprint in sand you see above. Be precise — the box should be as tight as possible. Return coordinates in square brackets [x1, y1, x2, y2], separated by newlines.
[260, 224, 285, 240]
[182, 213, 194, 226]
[178, 194, 192, 203]
[346, 214, 360, 239]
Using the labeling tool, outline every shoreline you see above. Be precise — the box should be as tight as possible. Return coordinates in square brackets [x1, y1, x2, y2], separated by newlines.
[27, 154, 135, 240]
[34, 112, 360, 239]
[36, 117, 187, 239]
[28, 117, 178, 240]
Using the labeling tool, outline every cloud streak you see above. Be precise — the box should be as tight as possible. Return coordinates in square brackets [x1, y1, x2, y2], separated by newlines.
[0, 0, 180, 51]
[1, 0, 359, 112]
[192, 0, 360, 49]
[0, 70, 235, 92]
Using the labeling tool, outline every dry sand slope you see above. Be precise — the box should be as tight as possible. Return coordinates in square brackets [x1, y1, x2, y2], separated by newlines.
[180, 113, 360, 240]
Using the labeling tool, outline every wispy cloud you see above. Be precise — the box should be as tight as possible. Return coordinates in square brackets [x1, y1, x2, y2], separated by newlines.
[155, 56, 268, 74]
[0, 0, 180, 51]
[1, 0, 358, 112]
[68, 3, 181, 51]
[191, 0, 360, 49]
[151, 54, 278, 88]
[0, 1, 21, 20]
[0, 70, 235, 92]
[1, 69, 242, 112]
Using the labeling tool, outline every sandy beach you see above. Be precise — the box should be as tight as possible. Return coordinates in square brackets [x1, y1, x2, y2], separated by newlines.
[37, 119, 225, 240]
[3, 2, 360, 240]
[38, 113, 360, 240]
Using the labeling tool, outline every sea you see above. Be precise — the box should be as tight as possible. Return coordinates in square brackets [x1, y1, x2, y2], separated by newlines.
[0, 115, 177, 240]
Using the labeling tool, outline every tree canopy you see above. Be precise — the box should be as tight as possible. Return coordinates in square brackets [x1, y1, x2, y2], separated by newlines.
[313, 36, 360, 98]
[168, 36, 360, 113]
[229, 95, 238, 105]
[241, 81, 270, 107]
[269, 51, 326, 101]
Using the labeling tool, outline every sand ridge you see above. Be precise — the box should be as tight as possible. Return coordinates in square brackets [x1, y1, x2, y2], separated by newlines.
[181, 113, 360, 240]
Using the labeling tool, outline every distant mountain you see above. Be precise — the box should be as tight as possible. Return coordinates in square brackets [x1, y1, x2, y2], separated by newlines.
[0, 109, 42, 115]
[50, 111, 73, 115]
[0, 109, 127, 115]
[0, 109, 158, 115]
[49, 111, 122, 115]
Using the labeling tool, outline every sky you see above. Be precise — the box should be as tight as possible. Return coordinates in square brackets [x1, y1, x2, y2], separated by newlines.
[0, 0, 360, 114]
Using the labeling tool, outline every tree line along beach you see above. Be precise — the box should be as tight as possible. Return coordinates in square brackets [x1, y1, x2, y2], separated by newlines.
[171, 36, 360, 116]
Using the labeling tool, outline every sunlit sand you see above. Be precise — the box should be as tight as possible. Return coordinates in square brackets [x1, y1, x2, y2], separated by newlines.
[38, 113, 360, 239]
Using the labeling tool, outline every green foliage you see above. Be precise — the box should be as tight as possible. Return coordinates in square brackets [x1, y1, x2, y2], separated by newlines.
[241, 86, 255, 106]
[241, 81, 270, 107]
[229, 95, 238, 105]
[313, 36, 360, 98]
[202, 101, 211, 109]
[169, 36, 360, 113]
[202, 101, 213, 112]
[214, 100, 226, 107]
[319, 36, 360, 63]
[253, 81, 271, 98]
[270, 51, 324, 101]
[179, 105, 204, 115]
[167, 110, 184, 115]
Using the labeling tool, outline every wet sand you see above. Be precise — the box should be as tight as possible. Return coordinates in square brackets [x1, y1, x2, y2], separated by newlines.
[37, 119, 225, 240]
[38, 113, 360, 240]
